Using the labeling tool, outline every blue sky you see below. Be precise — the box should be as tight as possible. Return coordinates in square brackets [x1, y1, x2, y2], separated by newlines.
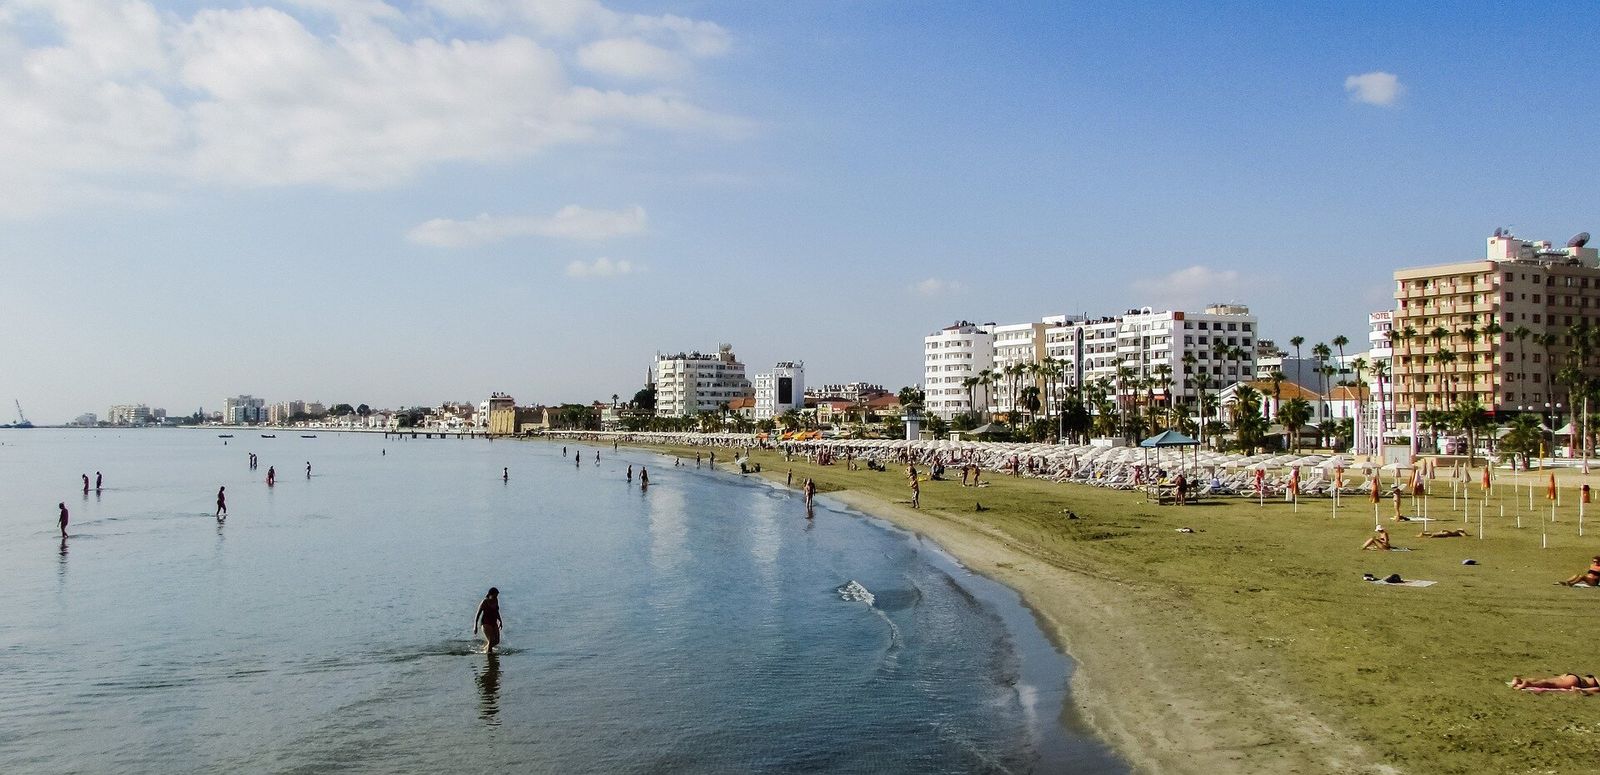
[3, 0, 1598, 423]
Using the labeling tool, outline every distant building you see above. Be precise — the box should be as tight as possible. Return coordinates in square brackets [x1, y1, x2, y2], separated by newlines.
[223, 395, 266, 424]
[268, 400, 306, 425]
[486, 393, 517, 435]
[73, 413, 97, 427]
[806, 382, 882, 400]
[652, 344, 753, 417]
[107, 404, 151, 426]
[753, 361, 805, 419]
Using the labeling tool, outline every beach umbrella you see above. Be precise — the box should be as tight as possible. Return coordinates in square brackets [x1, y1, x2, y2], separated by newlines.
[1548, 473, 1558, 501]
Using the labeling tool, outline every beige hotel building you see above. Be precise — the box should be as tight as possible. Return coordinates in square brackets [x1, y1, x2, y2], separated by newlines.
[1392, 231, 1599, 419]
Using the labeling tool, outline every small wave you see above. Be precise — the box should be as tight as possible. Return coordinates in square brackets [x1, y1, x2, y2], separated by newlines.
[837, 580, 875, 605]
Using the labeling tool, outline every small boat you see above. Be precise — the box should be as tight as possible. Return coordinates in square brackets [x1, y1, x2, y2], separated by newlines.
[218, 434, 234, 438]
[260, 434, 276, 438]
[300, 435, 317, 439]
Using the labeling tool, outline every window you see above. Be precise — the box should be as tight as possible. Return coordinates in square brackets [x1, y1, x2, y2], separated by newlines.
[1534, 314, 1542, 323]
[1532, 294, 1542, 303]
[1534, 353, 1542, 363]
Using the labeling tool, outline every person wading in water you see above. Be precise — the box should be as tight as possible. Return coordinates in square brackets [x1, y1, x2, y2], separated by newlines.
[474, 588, 503, 653]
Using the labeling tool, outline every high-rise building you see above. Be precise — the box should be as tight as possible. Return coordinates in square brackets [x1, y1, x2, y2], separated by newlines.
[1392, 230, 1600, 419]
[753, 362, 805, 420]
[923, 321, 995, 419]
[652, 344, 753, 417]
[924, 304, 1260, 424]
[223, 395, 266, 424]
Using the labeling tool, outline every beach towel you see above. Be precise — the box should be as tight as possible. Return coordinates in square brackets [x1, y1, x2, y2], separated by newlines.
[1365, 578, 1436, 588]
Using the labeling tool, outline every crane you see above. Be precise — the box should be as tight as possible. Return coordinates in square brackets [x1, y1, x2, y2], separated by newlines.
[13, 400, 32, 428]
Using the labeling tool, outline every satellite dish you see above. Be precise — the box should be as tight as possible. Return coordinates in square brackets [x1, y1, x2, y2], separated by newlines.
[1570, 232, 1591, 248]
[1494, 227, 1503, 237]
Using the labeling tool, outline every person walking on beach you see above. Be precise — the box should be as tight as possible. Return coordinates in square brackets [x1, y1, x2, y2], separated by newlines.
[910, 477, 921, 509]
[502, 467, 509, 482]
[474, 587, 502, 653]
[58, 502, 69, 537]
[803, 478, 816, 507]
[696, 453, 702, 468]
[215, 486, 227, 520]
[95, 472, 102, 491]
[594, 451, 600, 465]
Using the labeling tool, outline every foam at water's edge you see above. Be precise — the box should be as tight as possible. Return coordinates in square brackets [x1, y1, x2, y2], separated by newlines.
[837, 580, 875, 605]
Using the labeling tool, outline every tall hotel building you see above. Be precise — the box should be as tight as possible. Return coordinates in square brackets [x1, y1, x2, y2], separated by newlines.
[652, 344, 754, 417]
[1392, 231, 1599, 418]
[924, 305, 1259, 421]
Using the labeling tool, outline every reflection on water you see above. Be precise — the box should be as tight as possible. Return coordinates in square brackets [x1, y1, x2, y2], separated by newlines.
[476, 652, 501, 725]
[0, 431, 1126, 774]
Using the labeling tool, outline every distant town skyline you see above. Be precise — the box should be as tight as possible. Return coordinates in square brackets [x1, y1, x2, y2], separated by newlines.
[4, 1, 1599, 423]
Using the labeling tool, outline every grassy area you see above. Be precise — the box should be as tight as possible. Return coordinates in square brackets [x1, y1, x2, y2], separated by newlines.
[669, 446, 1600, 774]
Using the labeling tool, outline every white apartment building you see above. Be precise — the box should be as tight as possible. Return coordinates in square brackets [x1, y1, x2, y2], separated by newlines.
[923, 304, 1259, 420]
[923, 321, 995, 419]
[753, 361, 805, 420]
[653, 344, 753, 417]
[107, 404, 150, 425]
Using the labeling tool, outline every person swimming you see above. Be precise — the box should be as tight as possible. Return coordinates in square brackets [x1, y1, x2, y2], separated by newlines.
[215, 486, 227, 520]
[474, 587, 502, 653]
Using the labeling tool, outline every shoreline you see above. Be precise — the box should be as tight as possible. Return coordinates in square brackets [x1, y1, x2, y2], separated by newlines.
[813, 488, 1388, 775]
[616, 441, 1391, 775]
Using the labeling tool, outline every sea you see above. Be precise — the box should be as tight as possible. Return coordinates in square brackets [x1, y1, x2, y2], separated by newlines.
[0, 429, 1125, 774]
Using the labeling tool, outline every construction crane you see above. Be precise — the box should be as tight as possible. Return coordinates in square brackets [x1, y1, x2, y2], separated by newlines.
[11, 400, 33, 428]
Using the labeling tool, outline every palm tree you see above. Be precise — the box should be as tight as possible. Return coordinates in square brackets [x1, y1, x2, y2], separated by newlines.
[1278, 397, 1312, 453]
[1452, 396, 1489, 465]
[962, 375, 981, 421]
[1312, 342, 1332, 428]
[1153, 362, 1174, 431]
[1290, 336, 1305, 373]
[1371, 360, 1389, 452]
[1332, 334, 1349, 376]
[1350, 357, 1368, 453]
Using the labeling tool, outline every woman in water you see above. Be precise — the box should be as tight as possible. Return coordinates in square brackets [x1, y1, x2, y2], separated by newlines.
[474, 588, 502, 653]
[215, 486, 227, 520]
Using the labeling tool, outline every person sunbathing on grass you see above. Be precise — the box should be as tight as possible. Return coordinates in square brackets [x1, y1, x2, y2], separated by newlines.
[1559, 556, 1600, 587]
[1361, 527, 1392, 551]
[1418, 529, 1469, 538]
[1511, 674, 1600, 693]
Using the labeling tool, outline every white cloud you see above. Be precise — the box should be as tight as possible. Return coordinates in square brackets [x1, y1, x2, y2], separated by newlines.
[1344, 71, 1403, 106]
[912, 278, 963, 297]
[1129, 265, 1247, 310]
[408, 204, 646, 247]
[578, 37, 686, 80]
[0, 0, 740, 216]
[565, 256, 638, 278]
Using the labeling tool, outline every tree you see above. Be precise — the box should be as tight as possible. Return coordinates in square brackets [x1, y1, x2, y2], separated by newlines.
[1277, 397, 1313, 453]
[926, 415, 949, 439]
[1312, 342, 1332, 424]
[897, 386, 926, 419]
[962, 375, 981, 420]
[1451, 396, 1490, 465]
[329, 403, 355, 416]
[357, 403, 371, 416]
[632, 386, 657, 413]
[1229, 385, 1269, 454]
[1500, 413, 1543, 470]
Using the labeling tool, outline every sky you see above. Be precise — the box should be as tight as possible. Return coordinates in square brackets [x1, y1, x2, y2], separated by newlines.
[3, 0, 1599, 423]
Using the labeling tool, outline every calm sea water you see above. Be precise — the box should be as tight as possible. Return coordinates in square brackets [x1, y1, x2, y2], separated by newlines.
[0, 430, 1123, 774]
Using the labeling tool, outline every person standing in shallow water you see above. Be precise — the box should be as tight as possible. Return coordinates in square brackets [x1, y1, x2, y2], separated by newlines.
[215, 486, 227, 520]
[95, 472, 102, 491]
[502, 467, 509, 482]
[639, 468, 648, 489]
[81, 474, 89, 493]
[474, 588, 502, 653]
[58, 502, 68, 537]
